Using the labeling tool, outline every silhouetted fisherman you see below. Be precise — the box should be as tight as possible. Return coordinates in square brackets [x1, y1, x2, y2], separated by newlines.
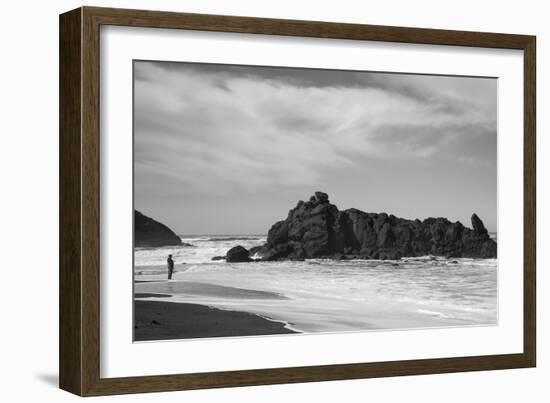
[167, 254, 175, 280]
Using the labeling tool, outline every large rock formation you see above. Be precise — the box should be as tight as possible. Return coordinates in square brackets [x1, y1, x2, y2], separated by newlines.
[257, 192, 496, 261]
[134, 210, 182, 247]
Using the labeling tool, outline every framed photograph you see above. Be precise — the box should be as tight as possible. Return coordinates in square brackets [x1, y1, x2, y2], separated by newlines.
[59, 6, 536, 396]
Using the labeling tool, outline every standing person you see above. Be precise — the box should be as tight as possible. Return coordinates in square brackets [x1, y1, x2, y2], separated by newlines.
[167, 254, 174, 280]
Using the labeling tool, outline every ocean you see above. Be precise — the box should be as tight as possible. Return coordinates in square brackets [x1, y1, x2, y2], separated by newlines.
[134, 234, 498, 334]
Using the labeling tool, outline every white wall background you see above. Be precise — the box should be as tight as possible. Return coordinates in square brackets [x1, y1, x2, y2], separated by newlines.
[0, 0, 546, 401]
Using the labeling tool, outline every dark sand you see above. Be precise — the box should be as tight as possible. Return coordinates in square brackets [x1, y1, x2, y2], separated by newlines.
[135, 293, 173, 298]
[134, 300, 297, 341]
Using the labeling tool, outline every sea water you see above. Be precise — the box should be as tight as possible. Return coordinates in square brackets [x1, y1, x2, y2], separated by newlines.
[134, 235, 497, 333]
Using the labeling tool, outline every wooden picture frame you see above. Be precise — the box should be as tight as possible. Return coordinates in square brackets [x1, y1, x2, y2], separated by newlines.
[59, 6, 536, 396]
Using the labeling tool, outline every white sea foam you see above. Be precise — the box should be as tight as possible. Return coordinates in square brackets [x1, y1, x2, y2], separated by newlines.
[135, 235, 266, 266]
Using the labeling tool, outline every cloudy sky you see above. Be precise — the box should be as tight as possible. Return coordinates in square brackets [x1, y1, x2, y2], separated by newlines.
[134, 61, 497, 235]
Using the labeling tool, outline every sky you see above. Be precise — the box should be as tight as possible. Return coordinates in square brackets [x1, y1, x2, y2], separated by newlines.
[134, 60, 497, 234]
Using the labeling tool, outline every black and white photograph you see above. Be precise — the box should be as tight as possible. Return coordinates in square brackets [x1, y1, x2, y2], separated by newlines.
[133, 60, 498, 342]
[1, 0, 544, 400]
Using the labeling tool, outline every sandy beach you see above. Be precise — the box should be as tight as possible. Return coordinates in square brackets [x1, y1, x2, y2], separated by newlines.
[134, 298, 297, 341]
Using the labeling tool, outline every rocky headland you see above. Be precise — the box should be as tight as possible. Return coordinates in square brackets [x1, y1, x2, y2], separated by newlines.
[134, 210, 183, 247]
[225, 192, 497, 262]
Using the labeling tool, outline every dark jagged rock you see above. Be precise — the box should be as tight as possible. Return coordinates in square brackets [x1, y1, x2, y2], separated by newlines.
[258, 192, 497, 261]
[226, 245, 252, 263]
[471, 213, 488, 235]
[314, 191, 329, 203]
[134, 210, 182, 247]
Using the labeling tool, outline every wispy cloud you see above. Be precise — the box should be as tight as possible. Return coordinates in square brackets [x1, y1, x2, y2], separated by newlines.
[135, 62, 495, 192]
[134, 61, 497, 233]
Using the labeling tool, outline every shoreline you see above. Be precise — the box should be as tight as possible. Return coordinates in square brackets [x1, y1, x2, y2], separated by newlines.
[134, 299, 298, 341]
[133, 258, 497, 339]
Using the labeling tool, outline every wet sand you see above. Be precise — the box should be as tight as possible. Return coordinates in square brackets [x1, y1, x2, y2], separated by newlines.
[135, 280, 289, 300]
[134, 300, 297, 341]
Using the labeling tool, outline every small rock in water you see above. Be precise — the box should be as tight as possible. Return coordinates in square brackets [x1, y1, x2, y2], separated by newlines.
[150, 320, 161, 326]
[226, 245, 252, 262]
